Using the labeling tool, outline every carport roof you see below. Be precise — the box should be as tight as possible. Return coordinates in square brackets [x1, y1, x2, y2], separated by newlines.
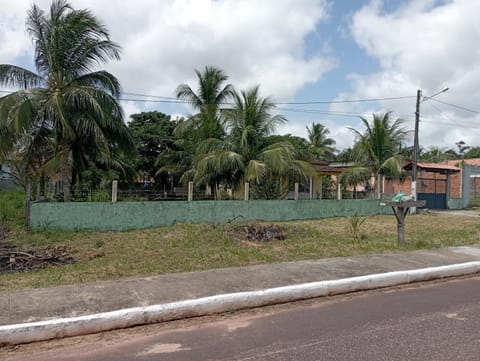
[403, 161, 461, 174]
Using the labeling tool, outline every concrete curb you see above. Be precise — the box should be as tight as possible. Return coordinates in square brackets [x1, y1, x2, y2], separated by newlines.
[2, 261, 480, 345]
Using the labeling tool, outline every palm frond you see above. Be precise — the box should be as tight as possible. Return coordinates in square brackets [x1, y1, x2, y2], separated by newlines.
[176, 84, 203, 108]
[0, 65, 44, 88]
[71, 71, 121, 97]
[245, 159, 267, 184]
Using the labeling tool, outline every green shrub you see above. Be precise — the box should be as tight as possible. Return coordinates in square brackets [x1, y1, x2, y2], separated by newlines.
[0, 190, 25, 228]
[347, 213, 367, 241]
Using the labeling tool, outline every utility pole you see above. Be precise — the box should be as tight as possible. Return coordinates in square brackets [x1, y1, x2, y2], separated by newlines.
[412, 89, 422, 203]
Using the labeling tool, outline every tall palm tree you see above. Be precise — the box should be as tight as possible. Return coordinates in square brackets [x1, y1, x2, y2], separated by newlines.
[0, 0, 133, 201]
[176, 66, 234, 140]
[349, 112, 407, 198]
[306, 122, 336, 160]
[227, 86, 286, 161]
[193, 86, 314, 198]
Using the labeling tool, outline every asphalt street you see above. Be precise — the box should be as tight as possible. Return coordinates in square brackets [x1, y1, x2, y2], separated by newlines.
[3, 277, 480, 361]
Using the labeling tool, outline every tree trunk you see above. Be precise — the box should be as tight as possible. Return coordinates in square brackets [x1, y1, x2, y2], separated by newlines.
[59, 145, 73, 202]
[24, 178, 32, 230]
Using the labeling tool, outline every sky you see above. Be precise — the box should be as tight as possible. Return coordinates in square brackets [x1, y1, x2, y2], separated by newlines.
[1, 0, 480, 152]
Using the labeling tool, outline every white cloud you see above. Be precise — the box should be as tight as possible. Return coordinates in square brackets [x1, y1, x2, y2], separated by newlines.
[1, 0, 334, 123]
[345, 0, 480, 149]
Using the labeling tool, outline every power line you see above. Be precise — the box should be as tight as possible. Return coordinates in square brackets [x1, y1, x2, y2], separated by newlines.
[424, 98, 465, 128]
[274, 95, 416, 105]
[0, 88, 416, 106]
[277, 107, 362, 118]
[122, 91, 416, 105]
[4, 86, 479, 120]
[119, 98, 189, 104]
[122, 92, 179, 101]
[429, 98, 480, 114]
[423, 99, 480, 135]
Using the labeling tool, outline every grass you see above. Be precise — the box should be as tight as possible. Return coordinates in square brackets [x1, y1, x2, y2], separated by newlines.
[1, 190, 480, 291]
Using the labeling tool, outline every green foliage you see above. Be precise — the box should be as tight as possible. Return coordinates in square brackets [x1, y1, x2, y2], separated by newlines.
[188, 85, 315, 196]
[250, 176, 289, 200]
[89, 190, 111, 202]
[0, 190, 24, 228]
[306, 122, 336, 160]
[72, 167, 119, 201]
[349, 112, 407, 196]
[0, 0, 134, 202]
[0, 214, 8, 240]
[262, 134, 310, 154]
[128, 111, 178, 184]
[337, 148, 354, 162]
[340, 166, 372, 198]
[347, 213, 367, 241]
[420, 146, 457, 163]
[463, 146, 480, 159]
[176, 66, 234, 141]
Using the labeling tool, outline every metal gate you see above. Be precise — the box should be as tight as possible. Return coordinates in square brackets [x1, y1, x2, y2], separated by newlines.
[462, 165, 480, 208]
[417, 177, 447, 209]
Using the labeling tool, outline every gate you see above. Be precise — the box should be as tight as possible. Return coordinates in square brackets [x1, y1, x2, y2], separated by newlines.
[417, 177, 447, 209]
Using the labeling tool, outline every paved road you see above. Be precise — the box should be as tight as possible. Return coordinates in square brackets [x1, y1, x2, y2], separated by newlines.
[3, 277, 480, 361]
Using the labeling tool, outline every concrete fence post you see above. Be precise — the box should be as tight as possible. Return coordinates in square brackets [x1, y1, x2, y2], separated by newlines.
[188, 181, 193, 202]
[309, 177, 313, 200]
[111, 180, 118, 203]
[244, 182, 249, 201]
[294, 182, 299, 200]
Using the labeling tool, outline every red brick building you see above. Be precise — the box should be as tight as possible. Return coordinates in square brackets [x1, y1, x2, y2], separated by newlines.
[384, 161, 461, 209]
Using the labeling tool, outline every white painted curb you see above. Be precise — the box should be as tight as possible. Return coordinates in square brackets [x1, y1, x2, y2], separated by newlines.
[1, 261, 480, 345]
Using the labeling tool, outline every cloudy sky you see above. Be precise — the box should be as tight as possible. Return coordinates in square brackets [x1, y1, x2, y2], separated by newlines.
[1, 0, 480, 151]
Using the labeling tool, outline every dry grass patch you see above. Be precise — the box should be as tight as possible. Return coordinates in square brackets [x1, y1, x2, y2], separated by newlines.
[1, 213, 479, 291]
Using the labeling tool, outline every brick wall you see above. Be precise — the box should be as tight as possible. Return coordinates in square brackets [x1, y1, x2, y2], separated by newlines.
[386, 171, 460, 197]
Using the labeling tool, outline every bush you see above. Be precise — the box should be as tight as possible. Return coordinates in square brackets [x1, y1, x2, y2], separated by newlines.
[0, 190, 25, 228]
[347, 213, 367, 241]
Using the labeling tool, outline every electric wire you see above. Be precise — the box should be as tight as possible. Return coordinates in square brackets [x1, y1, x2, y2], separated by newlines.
[429, 98, 480, 114]
[1, 88, 479, 132]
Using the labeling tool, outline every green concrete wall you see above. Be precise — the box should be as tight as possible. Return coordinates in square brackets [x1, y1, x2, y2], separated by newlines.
[31, 199, 393, 231]
[448, 198, 463, 210]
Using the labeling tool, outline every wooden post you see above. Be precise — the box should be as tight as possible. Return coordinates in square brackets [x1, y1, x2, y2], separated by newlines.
[294, 182, 299, 200]
[111, 180, 118, 202]
[319, 176, 323, 199]
[385, 200, 426, 246]
[309, 177, 313, 200]
[188, 181, 193, 201]
[394, 206, 407, 246]
[244, 182, 249, 201]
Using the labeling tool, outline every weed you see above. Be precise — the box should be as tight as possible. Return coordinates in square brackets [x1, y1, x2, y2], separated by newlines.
[347, 213, 368, 241]
[0, 214, 9, 240]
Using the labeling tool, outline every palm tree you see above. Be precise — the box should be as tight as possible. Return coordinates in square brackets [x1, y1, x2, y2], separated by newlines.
[306, 122, 336, 160]
[349, 112, 407, 199]
[192, 86, 314, 199]
[420, 146, 457, 163]
[0, 0, 133, 201]
[176, 66, 234, 140]
[227, 86, 286, 161]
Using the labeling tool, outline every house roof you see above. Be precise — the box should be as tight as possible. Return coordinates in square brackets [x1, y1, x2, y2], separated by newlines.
[310, 160, 348, 174]
[403, 161, 461, 174]
[446, 158, 480, 167]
